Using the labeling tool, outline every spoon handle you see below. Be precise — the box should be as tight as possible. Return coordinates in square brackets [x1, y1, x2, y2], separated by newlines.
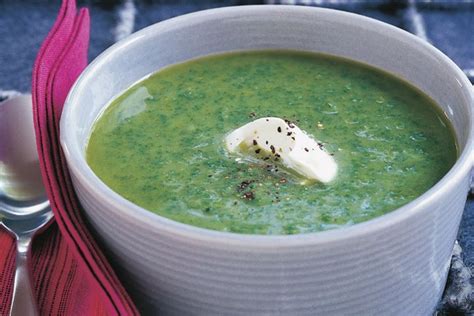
[10, 235, 38, 316]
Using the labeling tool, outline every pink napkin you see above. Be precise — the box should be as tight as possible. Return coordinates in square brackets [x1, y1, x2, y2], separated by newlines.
[0, 0, 138, 314]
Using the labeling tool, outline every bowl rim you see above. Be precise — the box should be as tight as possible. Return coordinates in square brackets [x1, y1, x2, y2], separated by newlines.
[60, 5, 474, 248]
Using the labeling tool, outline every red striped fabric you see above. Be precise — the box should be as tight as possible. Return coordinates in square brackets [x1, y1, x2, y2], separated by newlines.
[0, 1, 139, 314]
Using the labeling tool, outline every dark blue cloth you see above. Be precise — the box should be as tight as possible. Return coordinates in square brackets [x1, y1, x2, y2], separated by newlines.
[0, 0, 472, 314]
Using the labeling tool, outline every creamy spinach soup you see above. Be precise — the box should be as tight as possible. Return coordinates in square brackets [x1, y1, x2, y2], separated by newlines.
[87, 51, 457, 235]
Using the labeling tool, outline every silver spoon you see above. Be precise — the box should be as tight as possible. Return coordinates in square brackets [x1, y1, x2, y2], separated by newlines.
[0, 95, 53, 316]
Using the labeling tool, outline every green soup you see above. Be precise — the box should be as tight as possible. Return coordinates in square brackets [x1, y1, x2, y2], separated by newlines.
[87, 50, 457, 235]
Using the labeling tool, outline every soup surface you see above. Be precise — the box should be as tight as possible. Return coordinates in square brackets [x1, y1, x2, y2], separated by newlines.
[87, 51, 457, 235]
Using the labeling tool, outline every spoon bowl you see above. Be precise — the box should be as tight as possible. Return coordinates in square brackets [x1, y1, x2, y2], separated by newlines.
[0, 94, 53, 316]
[0, 202, 52, 231]
[0, 195, 50, 220]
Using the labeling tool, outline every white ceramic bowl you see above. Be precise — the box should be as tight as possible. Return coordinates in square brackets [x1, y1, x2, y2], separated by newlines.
[61, 6, 474, 315]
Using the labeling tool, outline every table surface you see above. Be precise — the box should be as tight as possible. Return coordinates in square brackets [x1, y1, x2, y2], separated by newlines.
[0, 0, 473, 314]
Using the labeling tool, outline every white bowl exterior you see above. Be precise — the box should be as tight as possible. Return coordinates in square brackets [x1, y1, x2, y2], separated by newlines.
[61, 6, 474, 315]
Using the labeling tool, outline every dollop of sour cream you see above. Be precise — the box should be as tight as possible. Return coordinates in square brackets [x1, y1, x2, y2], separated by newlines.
[225, 117, 337, 183]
